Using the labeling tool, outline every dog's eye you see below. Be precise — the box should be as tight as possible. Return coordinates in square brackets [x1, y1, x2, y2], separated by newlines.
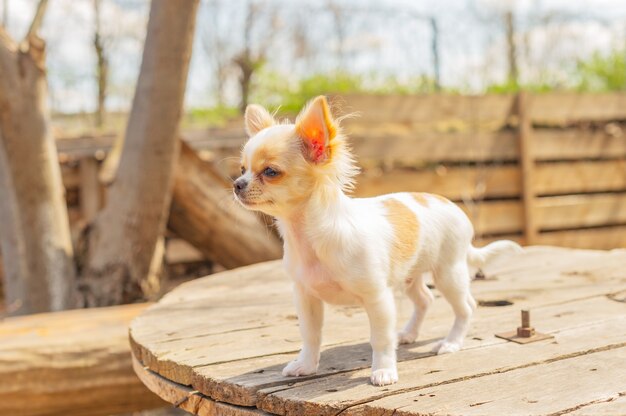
[263, 167, 279, 177]
[241, 166, 246, 175]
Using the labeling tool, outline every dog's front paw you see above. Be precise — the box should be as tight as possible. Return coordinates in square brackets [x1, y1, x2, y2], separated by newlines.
[370, 368, 398, 386]
[398, 330, 418, 345]
[282, 359, 318, 377]
[431, 340, 462, 355]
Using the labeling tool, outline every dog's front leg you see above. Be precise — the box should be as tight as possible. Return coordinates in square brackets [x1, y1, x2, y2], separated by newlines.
[364, 288, 398, 386]
[282, 283, 323, 377]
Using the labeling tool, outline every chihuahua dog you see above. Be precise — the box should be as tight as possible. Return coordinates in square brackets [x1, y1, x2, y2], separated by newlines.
[233, 96, 521, 386]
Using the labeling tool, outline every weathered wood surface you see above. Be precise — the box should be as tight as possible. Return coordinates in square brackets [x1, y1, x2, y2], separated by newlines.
[130, 247, 626, 415]
[0, 303, 167, 416]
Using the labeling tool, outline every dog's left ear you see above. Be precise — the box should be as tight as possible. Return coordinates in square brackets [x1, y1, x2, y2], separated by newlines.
[295, 95, 337, 164]
[244, 104, 276, 137]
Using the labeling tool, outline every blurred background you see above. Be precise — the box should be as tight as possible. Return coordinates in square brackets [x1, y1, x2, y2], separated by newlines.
[1, 1, 626, 414]
[5, 0, 626, 118]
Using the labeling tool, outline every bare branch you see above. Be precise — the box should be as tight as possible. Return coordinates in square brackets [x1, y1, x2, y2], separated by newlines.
[26, 0, 48, 40]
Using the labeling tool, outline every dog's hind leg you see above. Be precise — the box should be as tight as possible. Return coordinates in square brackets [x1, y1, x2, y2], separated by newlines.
[398, 273, 434, 345]
[432, 261, 475, 355]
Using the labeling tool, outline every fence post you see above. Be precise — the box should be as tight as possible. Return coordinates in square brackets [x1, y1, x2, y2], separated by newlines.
[79, 156, 101, 224]
[517, 92, 537, 245]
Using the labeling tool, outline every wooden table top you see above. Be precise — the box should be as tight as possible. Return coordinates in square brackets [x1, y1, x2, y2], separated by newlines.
[130, 246, 626, 416]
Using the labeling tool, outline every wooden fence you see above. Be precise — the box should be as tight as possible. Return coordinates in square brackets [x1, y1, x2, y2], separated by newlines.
[57, 92, 626, 253]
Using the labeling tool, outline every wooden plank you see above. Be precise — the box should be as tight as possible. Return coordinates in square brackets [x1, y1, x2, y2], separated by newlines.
[517, 92, 538, 243]
[132, 357, 269, 416]
[463, 193, 626, 236]
[537, 226, 626, 250]
[338, 94, 516, 128]
[349, 343, 626, 416]
[533, 128, 626, 160]
[353, 160, 626, 201]
[353, 165, 520, 200]
[0, 303, 167, 416]
[257, 316, 626, 416]
[350, 131, 518, 165]
[459, 200, 523, 236]
[535, 159, 626, 195]
[78, 156, 101, 223]
[530, 92, 626, 124]
[340, 93, 626, 127]
[200, 298, 626, 411]
[537, 193, 626, 230]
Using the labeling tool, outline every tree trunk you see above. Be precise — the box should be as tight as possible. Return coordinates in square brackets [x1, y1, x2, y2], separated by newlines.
[505, 10, 518, 86]
[93, 0, 108, 128]
[168, 142, 282, 268]
[0, 28, 76, 315]
[79, 0, 200, 307]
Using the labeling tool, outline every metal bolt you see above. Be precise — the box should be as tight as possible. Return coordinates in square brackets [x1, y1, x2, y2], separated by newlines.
[517, 310, 536, 338]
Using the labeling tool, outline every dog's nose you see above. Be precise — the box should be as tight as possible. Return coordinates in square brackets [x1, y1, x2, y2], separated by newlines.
[234, 178, 248, 194]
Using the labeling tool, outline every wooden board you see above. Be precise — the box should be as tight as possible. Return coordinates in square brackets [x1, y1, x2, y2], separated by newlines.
[346, 343, 626, 416]
[338, 94, 516, 128]
[530, 92, 626, 124]
[537, 193, 626, 230]
[354, 160, 626, 200]
[537, 225, 626, 250]
[340, 93, 626, 126]
[130, 247, 626, 416]
[132, 357, 269, 416]
[0, 303, 167, 416]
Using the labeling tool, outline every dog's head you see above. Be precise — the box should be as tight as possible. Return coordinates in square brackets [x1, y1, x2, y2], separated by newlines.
[234, 95, 358, 217]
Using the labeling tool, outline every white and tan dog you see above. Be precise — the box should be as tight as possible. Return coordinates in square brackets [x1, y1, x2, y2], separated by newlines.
[233, 95, 521, 386]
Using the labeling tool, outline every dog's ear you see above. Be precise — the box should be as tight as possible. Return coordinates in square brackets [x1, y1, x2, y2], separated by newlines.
[295, 95, 337, 164]
[244, 104, 276, 137]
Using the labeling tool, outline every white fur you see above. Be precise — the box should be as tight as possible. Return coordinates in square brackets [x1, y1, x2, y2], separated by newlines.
[235, 99, 523, 386]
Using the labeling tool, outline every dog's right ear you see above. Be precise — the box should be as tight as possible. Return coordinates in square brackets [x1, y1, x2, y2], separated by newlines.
[244, 104, 276, 137]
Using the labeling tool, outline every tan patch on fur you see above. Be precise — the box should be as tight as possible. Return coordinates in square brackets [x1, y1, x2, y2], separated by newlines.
[384, 199, 419, 267]
[412, 193, 430, 207]
[432, 194, 452, 204]
[412, 192, 452, 206]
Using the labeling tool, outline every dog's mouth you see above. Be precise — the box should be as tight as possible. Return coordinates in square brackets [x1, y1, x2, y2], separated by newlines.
[233, 192, 273, 209]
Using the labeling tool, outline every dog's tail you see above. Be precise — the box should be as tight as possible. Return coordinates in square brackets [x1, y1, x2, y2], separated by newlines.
[467, 240, 523, 268]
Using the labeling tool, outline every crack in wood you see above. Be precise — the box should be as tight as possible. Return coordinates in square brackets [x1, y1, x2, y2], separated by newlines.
[547, 390, 626, 416]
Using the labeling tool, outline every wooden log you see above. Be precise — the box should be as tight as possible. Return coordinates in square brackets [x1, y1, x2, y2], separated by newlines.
[0, 303, 167, 416]
[168, 141, 282, 269]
